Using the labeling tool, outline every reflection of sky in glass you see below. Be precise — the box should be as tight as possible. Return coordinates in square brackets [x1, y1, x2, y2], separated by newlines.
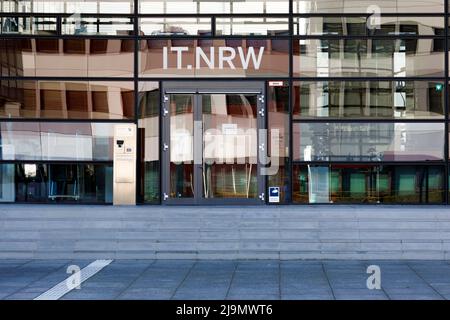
[1, 0, 446, 14]
[1, 0, 290, 14]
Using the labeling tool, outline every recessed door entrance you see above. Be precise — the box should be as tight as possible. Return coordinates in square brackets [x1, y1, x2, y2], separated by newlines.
[161, 81, 266, 204]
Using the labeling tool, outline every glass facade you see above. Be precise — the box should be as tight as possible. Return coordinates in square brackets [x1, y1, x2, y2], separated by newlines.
[293, 165, 444, 204]
[9, 163, 113, 203]
[293, 81, 445, 119]
[0, 80, 134, 119]
[293, 122, 445, 162]
[0, 0, 449, 205]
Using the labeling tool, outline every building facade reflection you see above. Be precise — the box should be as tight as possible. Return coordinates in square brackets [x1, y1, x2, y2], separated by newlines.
[0, 0, 448, 204]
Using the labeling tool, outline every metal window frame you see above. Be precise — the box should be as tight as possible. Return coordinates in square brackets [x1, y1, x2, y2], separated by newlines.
[0, 0, 449, 205]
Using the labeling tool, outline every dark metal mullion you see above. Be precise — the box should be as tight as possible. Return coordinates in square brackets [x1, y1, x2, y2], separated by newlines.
[293, 35, 447, 40]
[292, 161, 445, 166]
[0, 35, 135, 39]
[291, 13, 446, 18]
[160, 86, 168, 205]
[291, 119, 446, 123]
[288, 0, 293, 205]
[134, 0, 140, 204]
[0, 13, 134, 18]
[1, 13, 446, 18]
[0, 119, 134, 123]
[136, 77, 292, 81]
[445, 0, 449, 204]
[136, 35, 293, 40]
[126, 13, 448, 18]
[290, 77, 447, 81]
[8, 201, 113, 206]
[0, 76, 135, 81]
[56, 16, 62, 36]
[262, 83, 268, 204]
[211, 16, 216, 37]
[158, 80, 163, 205]
[96, 17, 100, 34]
[1, 35, 292, 39]
[2, 76, 446, 82]
[0, 35, 136, 39]
[136, 13, 291, 18]
[0, 160, 113, 164]
[0, 12, 445, 18]
[161, 85, 167, 205]
[137, 77, 445, 81]
[140, 35, 444, 40]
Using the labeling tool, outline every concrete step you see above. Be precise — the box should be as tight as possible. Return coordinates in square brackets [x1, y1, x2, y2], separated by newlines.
[1, 205, 450, 259]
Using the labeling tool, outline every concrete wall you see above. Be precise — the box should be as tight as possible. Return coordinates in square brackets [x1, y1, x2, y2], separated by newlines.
[1, 205, 450, 260]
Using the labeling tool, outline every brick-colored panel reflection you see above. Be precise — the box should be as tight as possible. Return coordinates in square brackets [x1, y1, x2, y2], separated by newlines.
[0, 39, 134, 78]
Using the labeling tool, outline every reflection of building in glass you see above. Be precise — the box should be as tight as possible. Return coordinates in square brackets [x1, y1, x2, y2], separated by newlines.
[0, 0, 448, 205]
[0, 80, 134, 119]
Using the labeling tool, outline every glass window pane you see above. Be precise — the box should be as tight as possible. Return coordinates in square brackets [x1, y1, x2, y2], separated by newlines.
[293, 122, 445, 161]
[0, 39, 134, 78]
[0, 164, 14, 202]
[1, 0, 134, 13]
[293, 165, 444, 204]
[293, 0, 444, 14]
[202, 93, 258, 199]
[62, 17, 134, 36]
[293, 81, 445, 119]
[139, 0, 289, 14]
[139, 39, 289, 78]
[0, 16, 57, 35]
[294, 39, 445, 77]
[169, 94, 194, 198]
[0, 80, 134, 119]
[13, 163, 113, 203]
[138, 82, 160, 204]
[0, 122, 115, 161]
[216, 18, 289, 36]
[139, 18, 211, 36]
[267, 82, 290, 203]
[294, 16, 445, 36]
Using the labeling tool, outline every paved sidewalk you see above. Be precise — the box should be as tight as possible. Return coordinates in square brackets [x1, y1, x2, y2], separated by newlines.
[1, 260, 450, 300]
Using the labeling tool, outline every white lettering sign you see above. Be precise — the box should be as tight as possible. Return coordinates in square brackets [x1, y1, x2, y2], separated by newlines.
[163, 46, 265, 70]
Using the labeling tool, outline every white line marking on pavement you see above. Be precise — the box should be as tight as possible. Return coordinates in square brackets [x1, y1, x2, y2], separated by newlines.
[34, 259, 113, 300]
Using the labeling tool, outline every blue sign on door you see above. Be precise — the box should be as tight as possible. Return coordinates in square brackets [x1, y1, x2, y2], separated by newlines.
[269, 187, 280, 203]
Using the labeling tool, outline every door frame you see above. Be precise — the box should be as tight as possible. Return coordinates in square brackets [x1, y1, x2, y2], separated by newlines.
[161, 81, 266, 205]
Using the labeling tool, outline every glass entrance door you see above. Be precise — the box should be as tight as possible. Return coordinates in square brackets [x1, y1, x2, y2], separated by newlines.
[167, 93, 196, 201]
[162, 82, 265, 204]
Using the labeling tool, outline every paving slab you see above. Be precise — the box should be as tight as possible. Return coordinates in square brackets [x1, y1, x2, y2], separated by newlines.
[0, 259, 449, 300]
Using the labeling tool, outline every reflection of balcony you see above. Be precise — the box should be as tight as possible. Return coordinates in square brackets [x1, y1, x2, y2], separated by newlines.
[0, 122, 114, 161]
[295, 122, 445, 162]
[0, 80, 134, 119]
[0, 39, 134, 77]
[293, 0, 444, 14]
[293, 39, 445, 77]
